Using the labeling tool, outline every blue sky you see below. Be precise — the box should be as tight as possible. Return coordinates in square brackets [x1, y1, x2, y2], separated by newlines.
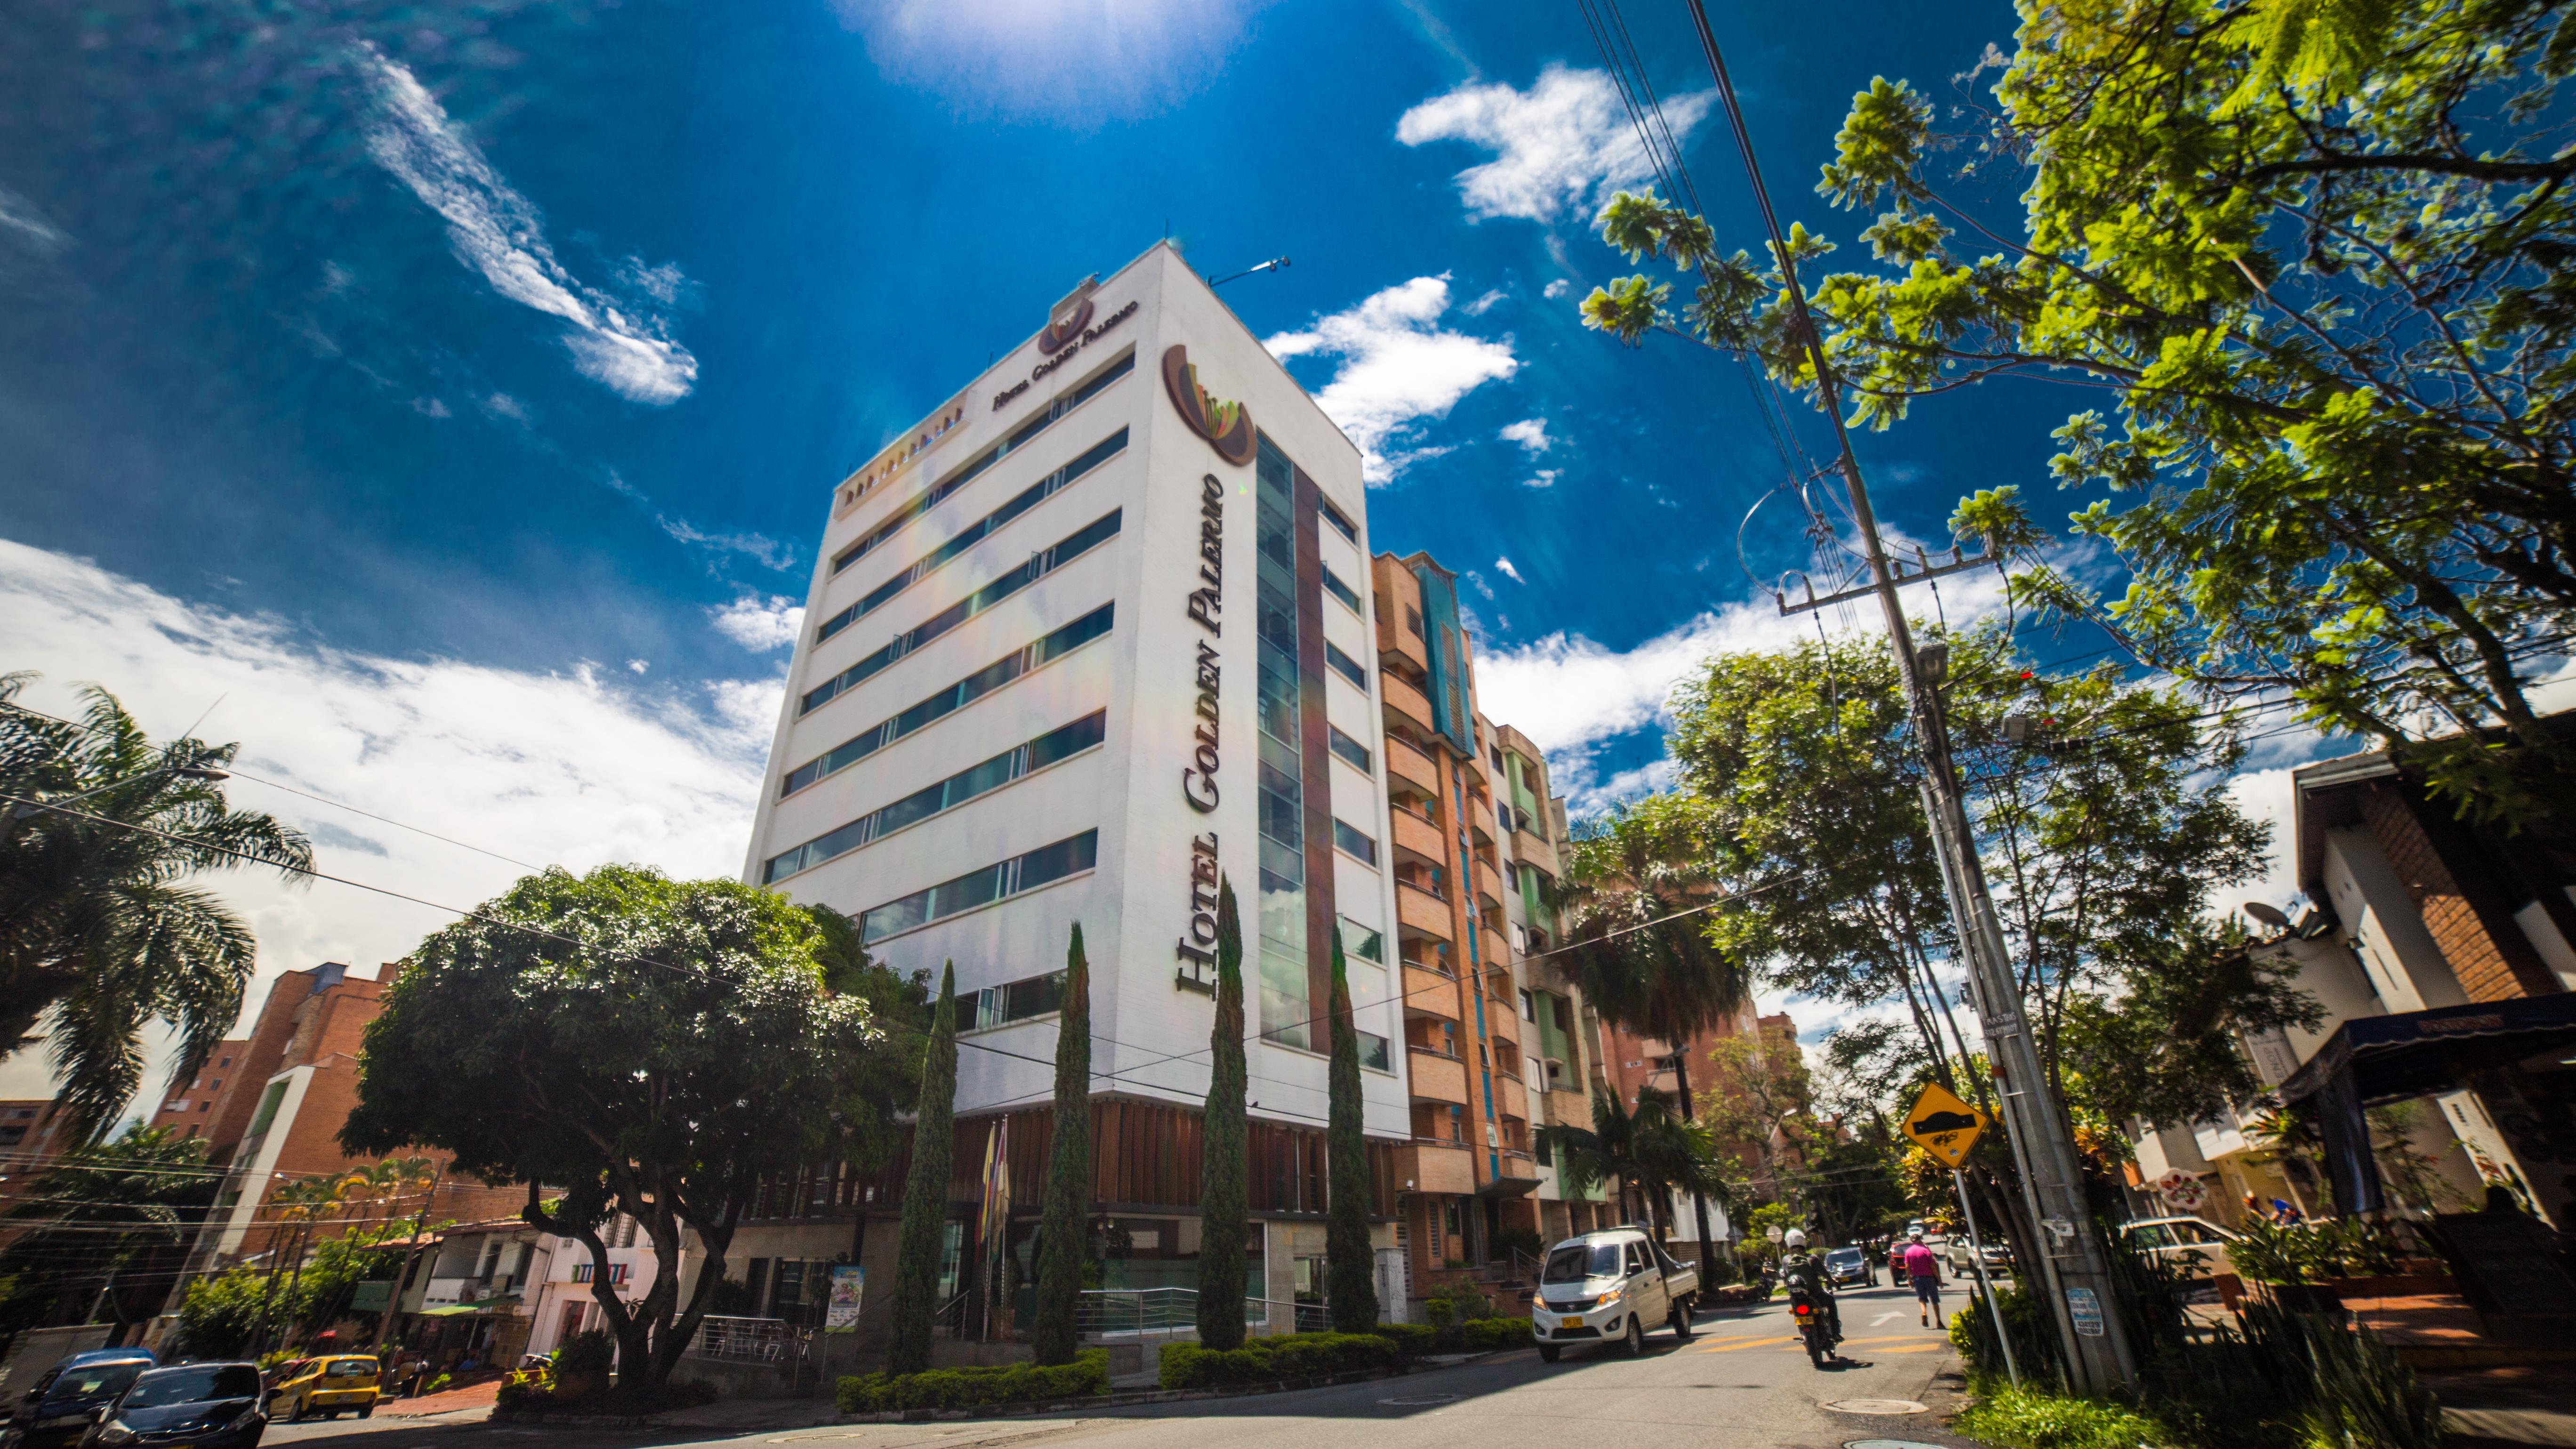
[6, 0, 2277, 1098]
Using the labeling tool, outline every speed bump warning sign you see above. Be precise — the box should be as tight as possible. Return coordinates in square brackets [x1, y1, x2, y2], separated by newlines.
[1903, 1083, 1988, 1168]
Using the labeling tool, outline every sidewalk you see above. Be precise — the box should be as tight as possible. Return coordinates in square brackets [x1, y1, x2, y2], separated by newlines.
[380, 1379, 501, 1418]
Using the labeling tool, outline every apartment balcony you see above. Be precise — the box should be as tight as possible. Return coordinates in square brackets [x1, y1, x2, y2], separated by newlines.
[1381, 670, 1435, 734]
[1396, 1139, 1475, 1196]
[1510, 824, 1559, 876]
[1407, 1047, 1468, 1104]
[1493, 1073, 1529, 1124]
[1396, 881, 1453, 941]
[1473, 858, 1506, 912]
[1403, 963, 1460, 1021]
[1545, 1087, 1594, 1129]
[1390, 806, 1447, 865]
[1385, 732, 1441, 799]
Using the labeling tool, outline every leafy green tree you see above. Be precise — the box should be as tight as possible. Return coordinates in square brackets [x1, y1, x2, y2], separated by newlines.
[1556, 800, 1749, 1275]
[174, 1268, 272, 1359]
[1580, 0, 2576, 824]
[887, 962, 958, 1376]
[805, 902, 932, 1274]
[0, 1125, 213, 1336]
[0, 676, 310, 1138]
[1195, 880, 1249, 1350]
[1032, 925, 1092, 1365]
[287, 1221, 411, 1336]
[2059, 926, 2321, 1130]
[1324, 929, 1377, 1330]
[1697, 1031, 1818, 1204]
[340, 864, 879, 1388]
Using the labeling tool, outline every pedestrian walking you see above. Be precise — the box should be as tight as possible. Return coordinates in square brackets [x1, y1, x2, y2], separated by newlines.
[1901, 1228, 1942, 1328]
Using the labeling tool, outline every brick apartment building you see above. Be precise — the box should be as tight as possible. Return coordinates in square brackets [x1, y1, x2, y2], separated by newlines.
[1603, 1008, 1806, 1198]
[146, 1040, 249, 1142]
[174, 961, 520, 1280]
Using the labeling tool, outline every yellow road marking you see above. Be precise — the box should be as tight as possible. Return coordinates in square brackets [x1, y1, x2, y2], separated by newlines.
[1695, 1336, 1797, 1352]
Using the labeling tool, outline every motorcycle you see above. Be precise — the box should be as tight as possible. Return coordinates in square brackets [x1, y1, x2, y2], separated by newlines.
[1786, 1286, 1835, 1368]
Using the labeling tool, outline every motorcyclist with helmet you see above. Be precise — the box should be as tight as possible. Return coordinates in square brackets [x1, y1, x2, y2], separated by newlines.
[1776, 1228, 1843, 1349]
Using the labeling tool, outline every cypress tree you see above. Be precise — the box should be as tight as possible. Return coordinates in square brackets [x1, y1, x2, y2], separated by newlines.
[1324, 927, 1380, 1330]
[1195, 879, 1249, 1349]
[1031, 924, 1093, 1365]
[886, 962, 958, 1376]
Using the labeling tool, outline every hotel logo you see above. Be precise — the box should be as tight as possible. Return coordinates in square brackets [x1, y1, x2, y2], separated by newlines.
[1036, 295, 1095, 355]
[1161, 345, 1254, 466]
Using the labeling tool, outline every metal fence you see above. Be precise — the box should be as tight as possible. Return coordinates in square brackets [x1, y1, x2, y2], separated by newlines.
[684, 1314, 808, 1365]
[1073, 1288, 1329, 1341]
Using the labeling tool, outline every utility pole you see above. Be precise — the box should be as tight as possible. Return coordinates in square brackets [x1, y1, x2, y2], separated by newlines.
[1680, 0, 2138, 1393]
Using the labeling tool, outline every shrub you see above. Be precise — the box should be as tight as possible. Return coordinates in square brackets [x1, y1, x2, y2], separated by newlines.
[1369, 1321, 1437, 1358]
[837, 1351, 1108, 1414]
[1158, 1331, 1399, 1389]
[1955, 1386, 2176, 1449]
[1459, 1316, 1532, 1351]
[554, 1328, 615, 1376]
[423, 1374, 451, 1395]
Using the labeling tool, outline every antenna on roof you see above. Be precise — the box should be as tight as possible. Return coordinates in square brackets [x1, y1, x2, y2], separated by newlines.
[1208, 256, 1291, 288]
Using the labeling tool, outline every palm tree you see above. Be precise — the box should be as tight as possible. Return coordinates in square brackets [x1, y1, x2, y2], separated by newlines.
[0, 676, 311, 1138]
[0, 1124, 215, 1335]
[1537, 1086, 1731, 1243]
[1554, 800, 1748, 1277]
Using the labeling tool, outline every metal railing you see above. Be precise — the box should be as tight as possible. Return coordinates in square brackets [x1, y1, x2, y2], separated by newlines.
[1070, 1288, 1330, 1341]
[684, 1314, 808, 1365]
[928, 1289, 972, 1338]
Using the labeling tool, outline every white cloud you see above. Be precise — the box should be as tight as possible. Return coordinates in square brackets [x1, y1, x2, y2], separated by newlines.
[1461, 288, 1507, 316]
[1264, 275, 1518, 485]
[710, 594, 806, 651]
[358, 44, 700, 405]
[1523, 468, 1561, 488]
[0, 539, 776, 1108]
[1495, 556, 1526, 585]
[627, 658, 650, 674]
[1396, 65, 1715, 223]
[0, 184, 70, 257]
[1499, 417, 1551, 453]
[1542, 279, 1571, 299]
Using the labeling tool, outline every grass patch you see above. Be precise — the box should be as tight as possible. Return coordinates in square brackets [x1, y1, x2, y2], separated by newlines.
[1955, 1386, 2177, 1449]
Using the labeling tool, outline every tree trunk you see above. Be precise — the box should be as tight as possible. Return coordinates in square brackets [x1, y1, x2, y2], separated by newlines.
[1032, 928, 1093, 1365]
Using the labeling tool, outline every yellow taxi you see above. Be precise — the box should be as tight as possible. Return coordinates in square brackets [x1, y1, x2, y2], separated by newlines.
[274, 1355, 381, 1421]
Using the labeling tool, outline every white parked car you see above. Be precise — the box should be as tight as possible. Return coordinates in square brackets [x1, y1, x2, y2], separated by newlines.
[2119, 1216, 2240, 1279]
[1530, 1228, 1700, 1362]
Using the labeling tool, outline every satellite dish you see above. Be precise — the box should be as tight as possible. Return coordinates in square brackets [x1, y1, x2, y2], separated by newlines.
[2243, 901, 2292, 930]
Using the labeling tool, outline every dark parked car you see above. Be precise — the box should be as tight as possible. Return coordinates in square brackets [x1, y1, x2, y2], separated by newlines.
[82, 1363, 266, 1449]
[0, 1355, 153, 1449]
[1822, 1246, 1876, 1288]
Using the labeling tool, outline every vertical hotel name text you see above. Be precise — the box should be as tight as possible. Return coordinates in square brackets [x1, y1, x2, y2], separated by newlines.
[1178, 472, 1225, 990]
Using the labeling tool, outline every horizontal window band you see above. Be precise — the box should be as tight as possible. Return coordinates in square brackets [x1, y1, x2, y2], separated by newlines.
[858, 828, 1100, 945]
[762, 711, 1106, 884]
[830, 352, 1134, 577]
[817, 423, 1131, 644]
[803, 507, 1123, 715]
[779, 603, 1114, 797]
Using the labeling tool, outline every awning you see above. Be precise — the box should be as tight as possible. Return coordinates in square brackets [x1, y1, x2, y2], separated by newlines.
[2275, 993, 2576, 1215]
[416, 1293, 522, 1317]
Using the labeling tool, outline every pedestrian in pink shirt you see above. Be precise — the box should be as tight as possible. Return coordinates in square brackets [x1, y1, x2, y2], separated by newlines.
[1901, 1229, 1942, 1327]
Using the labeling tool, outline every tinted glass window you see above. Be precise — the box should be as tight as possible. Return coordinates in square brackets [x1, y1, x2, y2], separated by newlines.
[1541, 1244, 1622, 1282]
[327, 1360, 376, 1378]
[123, 1366, 260, 1408]
[49, 1363, 144, 1399]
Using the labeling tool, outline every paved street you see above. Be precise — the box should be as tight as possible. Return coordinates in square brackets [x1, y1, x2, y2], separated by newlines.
[256, 1285, 1973, 1449]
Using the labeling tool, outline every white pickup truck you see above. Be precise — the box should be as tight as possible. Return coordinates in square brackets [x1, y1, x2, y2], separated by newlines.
[1529, 1227, 1701, 1361]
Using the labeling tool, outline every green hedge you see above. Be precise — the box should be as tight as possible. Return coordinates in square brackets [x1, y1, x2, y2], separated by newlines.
[1370, 1321, 1437, 1358]
[1159, 1331, 1401, 1389]
[1459, 1317, 1532, 1350]
[837, 1351, 1108, 1413]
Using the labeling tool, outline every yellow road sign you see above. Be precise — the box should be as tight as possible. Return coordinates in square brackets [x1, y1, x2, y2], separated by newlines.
[1903, 1083, 1988, 1168]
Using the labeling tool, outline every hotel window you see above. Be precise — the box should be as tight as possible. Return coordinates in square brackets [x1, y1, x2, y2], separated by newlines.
[1320, 497, 1358, 543]
[1320, 564, 1362, 615]
[856, 829, 1099, 943]
[803, 508, 1122, 713]
[1323, 641, 1367, 691]
[1358, 1031, 1391, 1071]
[1252, 435, 1314, 1051]
[968, 969, 1068, 1032]
[1337, 915, 1385, 965]
[781, 604, 1113, 796]
[830, 351, 1133, 575]
[1332, 819, 1377, 865]
[1327, 724, 1371, 774]
[818, 427, 1130, 641]
[763, 711, 1107, 882]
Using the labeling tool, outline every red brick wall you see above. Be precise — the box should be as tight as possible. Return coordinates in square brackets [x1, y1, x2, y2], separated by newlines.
[2361, 785, 2558, 1000]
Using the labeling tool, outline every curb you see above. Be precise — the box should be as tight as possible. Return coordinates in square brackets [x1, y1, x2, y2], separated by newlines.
[493, 1351, 1512, 1430]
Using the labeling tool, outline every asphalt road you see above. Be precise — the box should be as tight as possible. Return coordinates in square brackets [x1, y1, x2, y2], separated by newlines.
[258, 1283, 1978, 1449]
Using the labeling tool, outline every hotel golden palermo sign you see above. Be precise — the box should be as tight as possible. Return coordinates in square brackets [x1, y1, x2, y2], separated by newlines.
[1162, 345, 1253, 466]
